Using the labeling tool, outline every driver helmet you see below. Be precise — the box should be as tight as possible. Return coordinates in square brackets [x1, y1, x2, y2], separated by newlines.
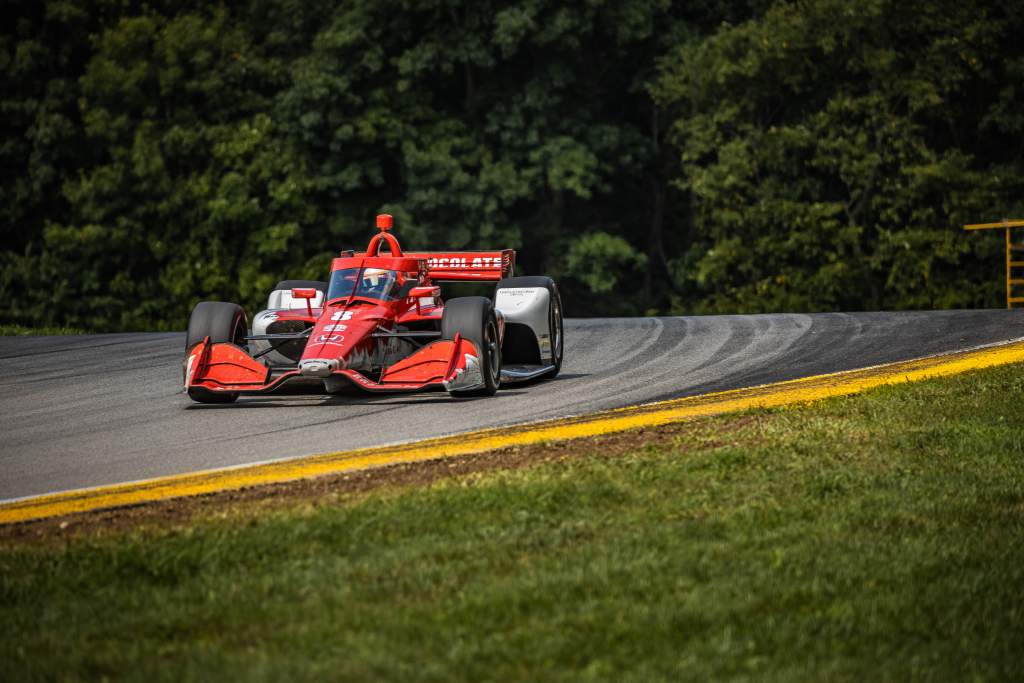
[362, 268, 392, 294]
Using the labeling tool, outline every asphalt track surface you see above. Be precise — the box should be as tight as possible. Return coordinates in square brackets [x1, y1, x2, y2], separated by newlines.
[2, 310, 1023, 501]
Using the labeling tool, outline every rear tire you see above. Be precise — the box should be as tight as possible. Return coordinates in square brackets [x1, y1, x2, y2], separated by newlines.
[185, 301, 248, 404]
[442, 297, 501, 397]
[272, 280, 328, 295]
[495, 276, 563, 378]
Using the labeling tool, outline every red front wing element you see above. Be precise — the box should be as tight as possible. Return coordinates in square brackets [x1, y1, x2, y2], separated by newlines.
[185, 337, 269, 389]
[380, 334, 478, 385]
[186, 336, 484, 396]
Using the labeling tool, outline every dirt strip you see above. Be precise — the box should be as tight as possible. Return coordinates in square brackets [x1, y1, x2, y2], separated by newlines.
[0, 415, 759, 544]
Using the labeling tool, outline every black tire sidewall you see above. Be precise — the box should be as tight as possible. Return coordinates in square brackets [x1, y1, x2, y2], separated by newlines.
[186, 301, 248, 352]
[442, 296, 500, 395]
[495, 275, 556, 291]
[272, 280, 328, 294]
[186, 387, 238, 404]
[549, 285, 563, 376]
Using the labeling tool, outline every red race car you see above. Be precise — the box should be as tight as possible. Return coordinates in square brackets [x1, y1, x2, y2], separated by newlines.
[184, 214, 563, 403]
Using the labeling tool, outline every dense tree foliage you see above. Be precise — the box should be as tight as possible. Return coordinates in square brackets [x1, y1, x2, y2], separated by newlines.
[654, 0, 1024, 312]
[2, 0, 1022, 331]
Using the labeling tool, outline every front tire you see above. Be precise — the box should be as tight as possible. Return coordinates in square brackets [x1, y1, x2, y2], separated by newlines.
[184, 301, 248, 404]
[442, 297, 501, 397]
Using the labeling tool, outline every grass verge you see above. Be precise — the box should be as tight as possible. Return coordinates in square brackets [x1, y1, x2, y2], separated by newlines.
[3, 363, 1024, 681]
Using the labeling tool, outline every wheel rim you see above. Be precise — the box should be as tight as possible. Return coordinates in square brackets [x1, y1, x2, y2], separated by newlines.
[233, 317, 248, 350]
[485, 320, 500, 383]
[552, 295, 563, 364]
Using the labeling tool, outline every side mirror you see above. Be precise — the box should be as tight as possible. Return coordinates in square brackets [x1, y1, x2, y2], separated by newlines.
[290, 288, 318, 316]
[408, 285, 439, 315]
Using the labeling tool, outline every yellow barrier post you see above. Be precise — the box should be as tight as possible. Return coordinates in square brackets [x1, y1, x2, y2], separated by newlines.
[964, 219, 1024, 308]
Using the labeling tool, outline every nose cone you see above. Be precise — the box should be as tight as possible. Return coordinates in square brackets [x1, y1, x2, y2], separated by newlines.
[300, 308, 381, 371]
[299, 358, 340, 378]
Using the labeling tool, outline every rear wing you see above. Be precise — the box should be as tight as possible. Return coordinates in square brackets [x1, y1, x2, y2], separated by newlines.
[404, 250, 515, 282]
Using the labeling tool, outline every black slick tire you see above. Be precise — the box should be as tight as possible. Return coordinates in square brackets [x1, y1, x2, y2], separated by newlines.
[494, 275, 563, 378]
[184, 301, 248, 404]
[273, 280, 328, 295]
[441, 296, 501, 397]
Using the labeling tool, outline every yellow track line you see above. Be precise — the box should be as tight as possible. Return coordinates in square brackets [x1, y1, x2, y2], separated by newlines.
[3, 339, 1024, 525]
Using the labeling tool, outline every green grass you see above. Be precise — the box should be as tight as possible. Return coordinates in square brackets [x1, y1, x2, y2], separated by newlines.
[3, 365, 1024, 681]
[0, 324, 86, 336]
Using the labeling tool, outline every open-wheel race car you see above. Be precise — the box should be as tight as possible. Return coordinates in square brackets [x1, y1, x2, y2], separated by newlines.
[183, 214, 563, 403]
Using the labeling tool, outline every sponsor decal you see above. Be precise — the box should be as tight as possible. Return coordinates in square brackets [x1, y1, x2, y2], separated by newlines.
[259, 311, 279, 322]
[426, 256, 502, 269]
[299, 358, 338, 378]
[317, 334, 344, 345]
[322, 323, 347, 332]
[496, 287, 541, 310]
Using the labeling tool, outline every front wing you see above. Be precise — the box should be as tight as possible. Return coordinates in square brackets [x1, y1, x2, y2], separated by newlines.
[184, 335, 485, 397]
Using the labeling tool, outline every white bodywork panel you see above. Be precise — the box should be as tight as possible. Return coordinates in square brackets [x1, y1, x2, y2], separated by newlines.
[247, 287, 328, 367]
[494, 286, 554, 364]
[249, 309, 296, 367]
